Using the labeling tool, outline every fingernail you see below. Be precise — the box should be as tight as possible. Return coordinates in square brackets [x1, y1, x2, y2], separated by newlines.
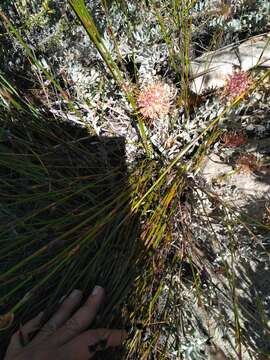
[91, 285, 103, 296]
[69, 289, 82, 299]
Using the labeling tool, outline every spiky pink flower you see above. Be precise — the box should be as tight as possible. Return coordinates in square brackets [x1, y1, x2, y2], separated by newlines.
[221, 131, 248, 148]
[236, 153, 260, 174]
[223, 70, 252, 102]
[137, 82, 172, 121]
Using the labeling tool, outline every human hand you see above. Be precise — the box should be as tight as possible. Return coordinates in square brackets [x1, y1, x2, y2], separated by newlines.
[4, 286, 127, 360]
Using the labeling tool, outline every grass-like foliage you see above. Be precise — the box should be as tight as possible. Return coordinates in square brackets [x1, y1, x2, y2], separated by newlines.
[0, 72, 185, 358]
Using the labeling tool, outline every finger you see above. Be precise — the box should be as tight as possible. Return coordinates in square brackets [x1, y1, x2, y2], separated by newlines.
[4, 312, 43, 357]
[20, 311, 44, 344]
[34, 289, 82, 342]
[4, 331, 22, 358]
[54, 286, 105, 346]
[60, 328, 128, 360]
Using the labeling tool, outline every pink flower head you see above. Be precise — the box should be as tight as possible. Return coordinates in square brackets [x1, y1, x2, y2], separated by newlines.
[137, 82, 172, 120]
[223, 70, 252, 102]
[236, 153, 260, 174]
[222, 131, 248, 148]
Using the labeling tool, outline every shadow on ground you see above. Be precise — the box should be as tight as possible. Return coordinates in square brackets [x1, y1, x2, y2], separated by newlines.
[235, 194, 270, 359]
[0, 119, 142, 360]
